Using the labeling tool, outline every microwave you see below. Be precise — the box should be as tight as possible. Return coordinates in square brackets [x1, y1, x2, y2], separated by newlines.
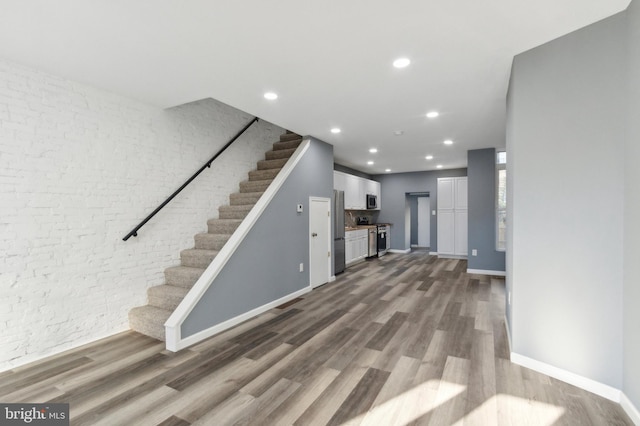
[366, 194, 377, 209]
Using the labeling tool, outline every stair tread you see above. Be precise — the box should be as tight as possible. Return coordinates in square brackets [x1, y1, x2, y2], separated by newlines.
[181, 248, 220, 255]
[265, 148, 297, 160]
[206, 218, 243, 225]
[257, 158, 288, 170]
[148, 284, 189, 298]
[165, 265, 207, 273]
[219, 204, 254, 211]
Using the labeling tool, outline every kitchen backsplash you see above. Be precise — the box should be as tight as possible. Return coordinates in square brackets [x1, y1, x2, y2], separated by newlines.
[345, 210, 378, 227]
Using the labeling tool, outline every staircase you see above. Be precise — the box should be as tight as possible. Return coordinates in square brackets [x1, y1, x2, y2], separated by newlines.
[128, 132, 302, 340]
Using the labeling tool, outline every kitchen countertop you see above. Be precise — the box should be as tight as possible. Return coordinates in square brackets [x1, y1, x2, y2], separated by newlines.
[345, 223, 392, 231]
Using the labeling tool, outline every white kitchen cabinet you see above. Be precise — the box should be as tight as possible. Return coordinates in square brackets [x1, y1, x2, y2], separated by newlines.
[333, 171, 380, 210]
[333, 171, 347, 192]
[345, 229, 368, 266]
[364, 179, 381, 209]
[437, 177, 467, 257]
[344, 174, 365, 209]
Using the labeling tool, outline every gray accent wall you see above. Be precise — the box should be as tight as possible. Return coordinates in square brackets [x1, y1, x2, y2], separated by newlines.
[182, 137, 334, 337]
[374, 169, 466, 251]
[625, 0, 640, 410]
[467, 149, 505, 272]
[507, 12, 626, 388]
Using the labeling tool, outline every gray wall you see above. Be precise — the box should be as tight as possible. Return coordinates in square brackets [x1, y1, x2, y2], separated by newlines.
[507, 13, 626, 388]
[374, 169, 466, 251]
[625, 0, 640, 410]
[182, 137, 334, 337]
[467, 149, 506, 272]
[334, 163, 372, 180]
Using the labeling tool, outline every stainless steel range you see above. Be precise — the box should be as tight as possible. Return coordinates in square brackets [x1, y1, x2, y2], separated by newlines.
[377, 224, 389, 256]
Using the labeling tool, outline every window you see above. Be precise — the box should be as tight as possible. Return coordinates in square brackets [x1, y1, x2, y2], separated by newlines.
[496, 152, 506, 251]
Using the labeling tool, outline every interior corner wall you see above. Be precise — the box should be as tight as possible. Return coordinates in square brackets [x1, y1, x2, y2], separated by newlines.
[181, 137, 334, 337]
[0, 59, 284, 371]
[507, 13, 626, 388]
[374, 169, 466, 251]
[467, 148, 505, 272]
[624, 0, 640, 409]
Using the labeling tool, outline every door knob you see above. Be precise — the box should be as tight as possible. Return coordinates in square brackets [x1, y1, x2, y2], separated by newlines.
[312, 232, 318, 237]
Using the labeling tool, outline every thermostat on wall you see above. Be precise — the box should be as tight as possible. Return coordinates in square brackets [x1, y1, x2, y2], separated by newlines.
[297, 204, 303, 213]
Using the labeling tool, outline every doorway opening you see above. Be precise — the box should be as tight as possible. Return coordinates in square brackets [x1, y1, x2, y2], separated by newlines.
[407, 192, 431, 250]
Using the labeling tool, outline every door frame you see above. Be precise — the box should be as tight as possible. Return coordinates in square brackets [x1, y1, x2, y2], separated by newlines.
[309, 196, 332, 288]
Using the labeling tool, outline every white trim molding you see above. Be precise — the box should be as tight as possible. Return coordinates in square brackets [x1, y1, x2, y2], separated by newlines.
[510, 352, 622, 402]
[389, 248, 411, 254]
[621, 393, 640, 425]
[165, 139, 311, 352]
[170, 287, 311, 351]
[467, 268, 506, 277]
[429, 251, 438, 256]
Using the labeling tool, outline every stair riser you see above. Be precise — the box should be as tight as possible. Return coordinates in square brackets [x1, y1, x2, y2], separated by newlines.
[257, 158, 288, 170]
[265, 148, 296, 160]
[280, 133, 302, 142]
[148, 294, 183, 311]
[249, 168, 280, 181]
[239, 180, 272, 193]
[165, 268, 203, 289]
[229, 193, 262, 205]
[194, 234, 231, 250]
[129, 318, 165, 341]
[219, 209, 250, 220]
[273, 139, 302, 151]
[181, 252, 217, 268]
[129, 311, 167, 341]
[207, 220, 242, 234]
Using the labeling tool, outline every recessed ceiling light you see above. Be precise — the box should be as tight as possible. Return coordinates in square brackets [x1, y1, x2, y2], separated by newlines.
[264, 92, 278, 100]
[385, 169, 391, 173]
[436, 164, 443, 169]
[394, 130, 404, 136]
[444, 139, 453, 145]
[425, 155, 434, 160]
[369, 148, 378, 153]
[367, 161, 374, 165]
[331, 128, 341, 134]
[393, 58, 411, 68]
[426, 111, 439, 118]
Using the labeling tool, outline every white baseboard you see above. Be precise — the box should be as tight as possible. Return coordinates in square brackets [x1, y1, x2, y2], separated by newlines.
[328, 275, 336, 283]
[437, 254, 467, 259]
[410, 244, 418, 248]
[621, 393, 640, 425]
[510, 352, 622, 402]
[166, 286, 312, 351]
[429, 251, 438, 256]
[467, 268, 506, 277]
[388, 248, 411, 254]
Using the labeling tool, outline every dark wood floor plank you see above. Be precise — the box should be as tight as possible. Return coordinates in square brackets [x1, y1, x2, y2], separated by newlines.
[326, 367, 390, 426]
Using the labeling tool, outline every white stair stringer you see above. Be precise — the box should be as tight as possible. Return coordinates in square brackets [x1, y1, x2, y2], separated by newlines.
[164, 138, 311, 351]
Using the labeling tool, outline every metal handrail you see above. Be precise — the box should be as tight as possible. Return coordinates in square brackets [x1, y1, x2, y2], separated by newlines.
[123, 117, 259, 241]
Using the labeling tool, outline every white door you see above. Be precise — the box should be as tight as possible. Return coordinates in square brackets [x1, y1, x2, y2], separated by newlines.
[417, 197, 430, 247]
[309, 197, 331, 288]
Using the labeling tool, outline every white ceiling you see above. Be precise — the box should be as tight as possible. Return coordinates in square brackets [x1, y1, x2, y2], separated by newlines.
[0, 0, 630, 174]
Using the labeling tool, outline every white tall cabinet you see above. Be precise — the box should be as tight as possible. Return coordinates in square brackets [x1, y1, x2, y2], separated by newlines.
[437, 177, 468, 257]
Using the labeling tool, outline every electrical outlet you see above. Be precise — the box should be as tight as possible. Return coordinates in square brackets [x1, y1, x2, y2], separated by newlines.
[299, 263, 304, 272]
[471, 249, 477, 256]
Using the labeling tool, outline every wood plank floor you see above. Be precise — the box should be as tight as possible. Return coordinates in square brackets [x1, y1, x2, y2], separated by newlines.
[0, 251, 632, 425]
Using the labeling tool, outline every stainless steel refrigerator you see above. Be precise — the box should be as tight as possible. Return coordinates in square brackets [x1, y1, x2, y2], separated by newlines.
[333, 190, 345, 274]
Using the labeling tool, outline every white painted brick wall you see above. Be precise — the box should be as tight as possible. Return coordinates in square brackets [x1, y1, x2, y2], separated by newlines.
[0, 59, 284, 371]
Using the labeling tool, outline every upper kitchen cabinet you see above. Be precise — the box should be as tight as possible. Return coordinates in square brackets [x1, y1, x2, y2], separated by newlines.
[333, 171, 380, 210]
